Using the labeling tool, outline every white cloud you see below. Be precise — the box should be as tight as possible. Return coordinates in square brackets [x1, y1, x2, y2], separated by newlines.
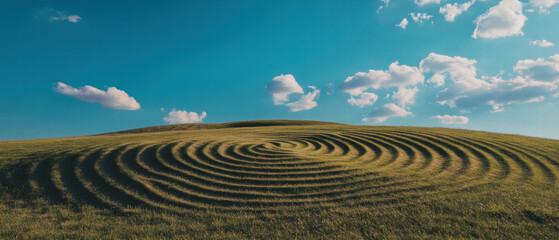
[472, 0, 527, 39]
[433, 115, 469, 124]
[421, 53, 558, 112]
[163, 109, 207, 124]
[339, 61, 424, 96]
[377, 0, 391, 12]
[38, 8, 82, 23]
[410, 12, 433, 23]
[415, 0, 445, 6]
[529, 0, 559, 13]
[440, 0, 476, 22]
[265, 74, 304, 105]
[54, 82, 140, 110]
[285, 86, 320, 112]
[420, 53, 486, 90]
[428, 73, 446, 86]
[392, 87, 419, 107]
[362, 103, 412, 123]
[348, 92, 379, 107]
[50, 15, 81, 23]
[513, 54, 559, 83]
[396, 18, 409, 29]
[450, 76, 551, 112]
[266, 75, 319, 111]
[529, 40, 555, 47]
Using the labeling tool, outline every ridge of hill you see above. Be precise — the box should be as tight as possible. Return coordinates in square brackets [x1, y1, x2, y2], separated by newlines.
[106, 119, 342, 134]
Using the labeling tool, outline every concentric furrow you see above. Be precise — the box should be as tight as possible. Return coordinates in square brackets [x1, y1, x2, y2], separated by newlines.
[8, 127, 558, 212]
[469, 137, 558, 184]
[93, 143, 419, 210]
[381, 130, 473, 176]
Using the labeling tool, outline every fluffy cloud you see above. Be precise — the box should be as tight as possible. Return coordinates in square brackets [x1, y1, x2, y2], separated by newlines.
[529, 40, 555, 47]
[392, 87, 419, 107]
[513, 54, 559, 83]
[285, 86, 320, 112]
[421, 53, 558, 112]
[348, 92, 379, 107]
[265, 74, 304, 105]
[339, 61, 424, 96]
[163, 109, 207, 124]
[428, 73, 446, 87]
[362, 103, 412, 123]
[446, 76, 550, 112]
[54, 82, 140, 110]
[440, 0, 476, 22]
[396, 18, 409, 29]
[529, 0, 559, 13]
[420, 53, 485, 90]
[266, 75, 319, 112]
[410, 12, 433, 23]
[415, 0, 445, 6]
[472, 0, 527, 39]
[433, 115, 469, 124]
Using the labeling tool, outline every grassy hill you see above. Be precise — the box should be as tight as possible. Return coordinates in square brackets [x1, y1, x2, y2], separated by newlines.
[1, 120, 558, 239]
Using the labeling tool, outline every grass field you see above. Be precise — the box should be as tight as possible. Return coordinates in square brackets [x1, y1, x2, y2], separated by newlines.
[1, 120, 558, 239]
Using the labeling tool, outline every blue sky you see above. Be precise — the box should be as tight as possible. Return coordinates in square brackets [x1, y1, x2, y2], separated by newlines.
[1, 0, 558, 140]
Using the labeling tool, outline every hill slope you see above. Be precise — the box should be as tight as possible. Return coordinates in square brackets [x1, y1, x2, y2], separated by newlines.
[1, 121, 558, 239]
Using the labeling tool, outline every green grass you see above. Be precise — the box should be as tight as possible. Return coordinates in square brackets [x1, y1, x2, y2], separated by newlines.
[1, 120, 558, 239]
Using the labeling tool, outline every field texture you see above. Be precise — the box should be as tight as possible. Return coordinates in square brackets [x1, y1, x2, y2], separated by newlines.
[1, 120, 558, 239]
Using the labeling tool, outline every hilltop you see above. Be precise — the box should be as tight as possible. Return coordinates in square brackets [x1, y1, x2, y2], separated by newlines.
[106, 119, 342, 134]
[0, 121, 558, 239]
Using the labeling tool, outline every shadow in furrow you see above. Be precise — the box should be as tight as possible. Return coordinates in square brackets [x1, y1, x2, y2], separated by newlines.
[80, 147, 148, 208]
[59, 152, 115, 210]
[32, 157, 67, 204]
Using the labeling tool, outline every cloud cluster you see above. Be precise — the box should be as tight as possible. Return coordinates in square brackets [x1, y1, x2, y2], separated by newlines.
[266, 75, 320, 112]
[529, 0, 559, 13]
[440, 0, 476, 22]
[420, 53, 484, 90]
[415, 0, 444, 7]
[285, 86, 320, 112]
[339, 52, 559, 124]
[529, 40, 555, 47]
[362, 103, 412, 123]
[339, 61, 424, 96]
[472, 0, 527, 39]
[422, 53, 558, 112]
[392, 87, 419, 107]
[513, 54, 559, 84]
[410, 12, 433, 23]
[433, 115, 469, 124]
[348, 92, 379, 108]
[339, 62, 423, 123]
[54, 82, 140, 110]
[163, 109, 207, 124]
